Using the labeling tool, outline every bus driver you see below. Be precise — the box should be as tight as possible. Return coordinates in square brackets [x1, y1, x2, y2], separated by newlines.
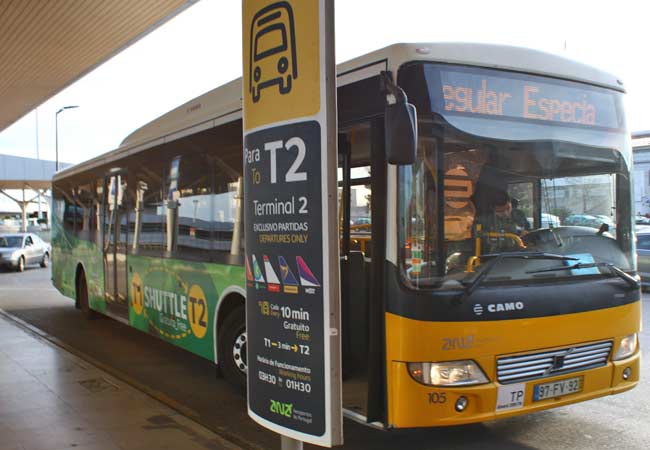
[481, 190, 530, 235]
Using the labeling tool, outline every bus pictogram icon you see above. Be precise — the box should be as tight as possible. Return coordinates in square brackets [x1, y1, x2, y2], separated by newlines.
[249, 1, 298, 103]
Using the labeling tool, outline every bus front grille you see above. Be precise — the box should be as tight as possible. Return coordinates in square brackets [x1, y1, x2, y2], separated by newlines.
[497, 340, 613, 384]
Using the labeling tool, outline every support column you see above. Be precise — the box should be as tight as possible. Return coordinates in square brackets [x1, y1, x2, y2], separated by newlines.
[21, 188, 27, 232]
[0, 188, 44, 232]
[37, 190, 42, 220]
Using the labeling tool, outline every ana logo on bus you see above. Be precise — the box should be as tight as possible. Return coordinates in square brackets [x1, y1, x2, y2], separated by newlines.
[249, 2, 298, 103]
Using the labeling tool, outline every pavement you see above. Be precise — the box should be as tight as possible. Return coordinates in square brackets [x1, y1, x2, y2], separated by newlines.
[1, 267, 649, 450]
[0, 310, 243, 450]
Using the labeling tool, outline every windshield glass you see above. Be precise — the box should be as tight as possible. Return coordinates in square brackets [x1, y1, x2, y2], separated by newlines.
[397, 64, 633, 290]
[0, 236, 22, 248]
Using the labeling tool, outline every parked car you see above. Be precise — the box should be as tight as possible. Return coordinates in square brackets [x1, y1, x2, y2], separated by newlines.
[564, 214, 614, 230]
[351, 217, 371, 225]
[525, 213, 560, 229]
[0, 233, 51, 272]
[636, 216, 650, 225]
[637, 229, 650, 290]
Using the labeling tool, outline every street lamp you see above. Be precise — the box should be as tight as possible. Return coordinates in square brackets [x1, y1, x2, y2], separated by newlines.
[55, 105, 79, 171]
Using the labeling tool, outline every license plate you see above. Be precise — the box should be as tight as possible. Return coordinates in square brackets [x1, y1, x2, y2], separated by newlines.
[533, 376, 583, 401]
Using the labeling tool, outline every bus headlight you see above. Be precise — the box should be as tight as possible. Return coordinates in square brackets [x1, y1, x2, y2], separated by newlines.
[613, 334, 638, 361]
[407, 360, 489, 386]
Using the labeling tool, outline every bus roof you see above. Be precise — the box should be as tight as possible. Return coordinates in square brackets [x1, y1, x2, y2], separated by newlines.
[55, 42, 624, 181]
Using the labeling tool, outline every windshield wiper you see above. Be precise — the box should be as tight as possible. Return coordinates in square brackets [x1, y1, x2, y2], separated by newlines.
[459, 252, 579, 301]
[526, 262, 640, 289]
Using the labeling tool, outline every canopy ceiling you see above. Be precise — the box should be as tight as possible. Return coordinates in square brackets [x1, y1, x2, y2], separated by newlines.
[0, 0, 198, 133]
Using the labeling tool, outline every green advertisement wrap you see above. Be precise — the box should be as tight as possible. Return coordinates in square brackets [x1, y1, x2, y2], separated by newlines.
[127, 255, 244, 360]
[51, 222, 105, 313]
[52, 213, 245, 362]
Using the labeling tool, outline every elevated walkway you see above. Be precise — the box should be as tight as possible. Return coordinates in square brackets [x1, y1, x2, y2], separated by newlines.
[0, 154, 71, 232]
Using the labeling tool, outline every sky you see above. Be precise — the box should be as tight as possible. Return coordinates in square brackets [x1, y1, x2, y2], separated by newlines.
[0, 0, 649, 166]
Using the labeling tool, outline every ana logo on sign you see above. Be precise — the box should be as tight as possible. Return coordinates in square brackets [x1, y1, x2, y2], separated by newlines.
[270, 399, 294, 417]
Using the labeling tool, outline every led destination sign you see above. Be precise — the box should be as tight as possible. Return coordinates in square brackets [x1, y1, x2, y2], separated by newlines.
[436, 68, 621, 130]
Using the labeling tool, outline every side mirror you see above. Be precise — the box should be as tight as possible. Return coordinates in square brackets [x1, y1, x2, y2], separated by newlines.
[385, 101, 417, 165]
[381, 71, 417, 165]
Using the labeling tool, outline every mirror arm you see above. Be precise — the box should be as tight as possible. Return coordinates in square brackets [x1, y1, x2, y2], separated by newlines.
[380, 71, 408, 105]
[381, 70, 417, 165]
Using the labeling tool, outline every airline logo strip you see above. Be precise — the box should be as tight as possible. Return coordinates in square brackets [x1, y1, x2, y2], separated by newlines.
[246, 255, 320, 294]
[243, 0, 339, 445]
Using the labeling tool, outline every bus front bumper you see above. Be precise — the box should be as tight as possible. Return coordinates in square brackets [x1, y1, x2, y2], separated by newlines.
[388, 351, 640, 428]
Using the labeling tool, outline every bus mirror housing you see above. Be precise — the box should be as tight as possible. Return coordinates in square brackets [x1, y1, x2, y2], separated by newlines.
[381, 71, 417, 165]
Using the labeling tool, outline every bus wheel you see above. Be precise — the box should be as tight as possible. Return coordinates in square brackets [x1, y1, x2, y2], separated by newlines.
[77, 272, 97, 320]
[218, 305, 247, 392]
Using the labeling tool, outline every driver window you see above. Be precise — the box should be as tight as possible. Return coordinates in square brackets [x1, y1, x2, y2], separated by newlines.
[507, 182, 533, 230]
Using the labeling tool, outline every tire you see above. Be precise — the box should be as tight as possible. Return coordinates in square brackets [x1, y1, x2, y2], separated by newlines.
[77, 271, 97, 319]
[16, 256, 25, 272]
[40, 252, 49, 268]
[218, 305, 247, 392]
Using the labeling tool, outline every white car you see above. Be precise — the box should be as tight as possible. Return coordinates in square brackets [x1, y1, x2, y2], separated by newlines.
[0, 233, 51, 272]
[526, 213, 561, 229]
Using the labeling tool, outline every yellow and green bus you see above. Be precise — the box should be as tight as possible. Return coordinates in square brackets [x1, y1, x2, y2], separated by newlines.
[52, 43, 640, 429]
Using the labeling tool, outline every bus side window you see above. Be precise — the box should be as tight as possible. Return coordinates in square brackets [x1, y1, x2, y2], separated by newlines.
[173, 152, 213, 260]
[128, 155, 167, 256]
[76, 183, 101, 245]
[211, 178, 241, 253]
[61, 188, 76, 234]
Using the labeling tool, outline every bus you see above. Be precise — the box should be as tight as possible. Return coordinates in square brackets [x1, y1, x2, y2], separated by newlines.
[51, 43, 641, 429]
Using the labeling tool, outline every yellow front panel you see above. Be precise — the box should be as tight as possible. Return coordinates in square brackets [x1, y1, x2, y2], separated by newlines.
[385, 302, 641, 427]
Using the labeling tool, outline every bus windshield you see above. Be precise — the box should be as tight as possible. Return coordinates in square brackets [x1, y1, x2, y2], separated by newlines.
[398, 64, 633, 289]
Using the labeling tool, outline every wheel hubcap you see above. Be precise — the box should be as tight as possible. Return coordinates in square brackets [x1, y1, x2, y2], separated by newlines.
[232, 331, 247, 374]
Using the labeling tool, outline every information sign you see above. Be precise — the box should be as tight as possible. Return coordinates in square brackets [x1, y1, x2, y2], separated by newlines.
[242, 0, 341, 447]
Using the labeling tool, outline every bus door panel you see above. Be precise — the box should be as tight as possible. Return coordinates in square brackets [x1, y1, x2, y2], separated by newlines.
[103, 176, 115, 303]
[366, 117, 388, 425]
[337, 71, 388, 423]
[338, 134, 372, 375]
[338, 120, 386, 425]
[103, 173, 128, 318]
[338, 134, 352, 377]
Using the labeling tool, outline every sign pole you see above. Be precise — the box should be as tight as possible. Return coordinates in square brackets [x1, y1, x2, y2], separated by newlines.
[242, 0, 341, 447]
[281, 436, 304, 450]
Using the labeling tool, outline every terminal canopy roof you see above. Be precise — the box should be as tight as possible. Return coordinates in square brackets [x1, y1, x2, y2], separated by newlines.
[0, 0, 197, 133]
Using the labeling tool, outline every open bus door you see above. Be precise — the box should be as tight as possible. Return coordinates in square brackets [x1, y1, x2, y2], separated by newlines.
[338, 118, 388, 427]
[102, 171, 129, 319]
[337, 70, 417, 427]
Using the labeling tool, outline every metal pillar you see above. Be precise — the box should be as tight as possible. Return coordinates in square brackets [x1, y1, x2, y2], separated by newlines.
[21, 189, 27, 232]
[281, 436, 303, 450]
